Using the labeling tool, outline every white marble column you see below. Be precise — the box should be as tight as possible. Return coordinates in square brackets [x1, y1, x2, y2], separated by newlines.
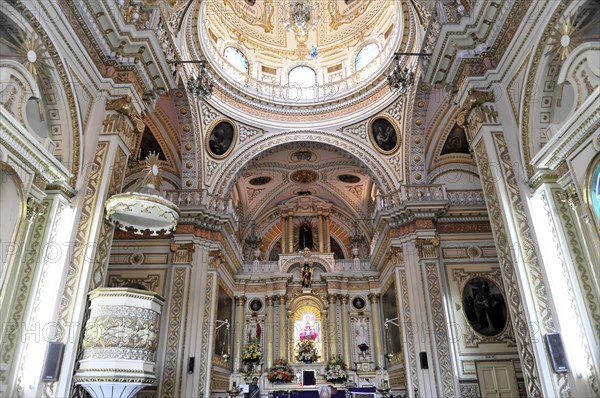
[340, 295, 352, 366]
[266, 296, 275, 368]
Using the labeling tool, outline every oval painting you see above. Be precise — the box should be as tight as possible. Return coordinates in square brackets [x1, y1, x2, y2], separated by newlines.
[206, 120, 236, 158]
[369, 116, 400, 154]
[462, 277, 507, 336]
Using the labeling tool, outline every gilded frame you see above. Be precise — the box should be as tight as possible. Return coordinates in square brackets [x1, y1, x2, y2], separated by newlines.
[368, 114, 401, 155]
[205, 118, 238, 159]
[583, 151, 600, 236]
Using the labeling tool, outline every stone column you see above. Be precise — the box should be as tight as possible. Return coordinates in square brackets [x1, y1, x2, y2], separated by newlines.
[265, 296, 275, 368]
[368, 293, 384, 370]
[327, 294, 338, 358]
[278, 295, 288, 360]
[234, 296, 247, 372]
[325, 215, 331, 252]
[340, 295, 352, 366]
[281, 215, 287, 255]
[288, 212, 294, 253]
[317, 214, 324, 252]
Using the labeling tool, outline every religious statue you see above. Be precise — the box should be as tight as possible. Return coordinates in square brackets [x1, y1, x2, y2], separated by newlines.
[355, 317, 368, 345]
[301, 263, 312, 288]
[247, 317, 262, 341]
[300, 316, 318, 341]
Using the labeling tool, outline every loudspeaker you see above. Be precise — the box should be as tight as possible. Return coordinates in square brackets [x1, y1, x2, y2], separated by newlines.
[419, 352, 428, 369]
[41, 342, 65, 382]
[188, 357, 195, 374]
[545, 333, 568, 373]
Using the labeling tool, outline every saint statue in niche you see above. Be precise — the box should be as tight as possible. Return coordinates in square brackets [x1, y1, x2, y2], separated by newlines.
[299, 314, 319, 341]
[299, 224, 313, 250]
[247, 317, 262, 341]
[301, 263, 312, 288]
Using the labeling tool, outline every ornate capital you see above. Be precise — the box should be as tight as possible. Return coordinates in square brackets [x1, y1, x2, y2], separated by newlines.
[26, 198, 47, 223]
[170, 242, 195, 264]
[208, 250, 224, 269]
[278, 295, 287, 305]
[340, 295, 349, 305]
[235, 296, 247, 306]
[368, 293, 380, 304]
[557, 184, 580, 209]
[457, 89, 498, 141]
[415, 237, 439, 260]
[266, 296, 275, 306]
[327, 294, 338, 304]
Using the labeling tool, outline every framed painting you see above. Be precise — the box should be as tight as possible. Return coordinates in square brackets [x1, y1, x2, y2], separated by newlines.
[462, 277, 507, 337]
[584, 151, 600, 235]
[206, 119, 237, 159]
[368, 115, 400, 155]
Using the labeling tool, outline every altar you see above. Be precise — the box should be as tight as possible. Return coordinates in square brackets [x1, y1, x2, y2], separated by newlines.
[272, 387, 376, 398]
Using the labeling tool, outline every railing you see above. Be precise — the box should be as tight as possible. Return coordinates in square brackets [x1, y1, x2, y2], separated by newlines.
[162, 189, 239, 222]
[200, 3, 402, 105]
[446, 190, 486, 206]
[240, 259, 371, 273]
[334, 259, 371, 272]
[375, 184, 448, 213]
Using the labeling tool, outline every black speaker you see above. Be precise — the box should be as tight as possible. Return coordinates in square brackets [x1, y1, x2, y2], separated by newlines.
[545, 333, 569, 373]
[41, 342, 65, 382]
[419, 352, 428, 369]
[188, 357, 195, 374]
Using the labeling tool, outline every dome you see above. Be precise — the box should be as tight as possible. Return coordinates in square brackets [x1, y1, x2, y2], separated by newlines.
[191, 0, 412, 114]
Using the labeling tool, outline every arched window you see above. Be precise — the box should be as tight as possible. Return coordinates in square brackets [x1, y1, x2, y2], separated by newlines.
[288, 65, 317, 100]
[355, 43, 380, 71]
[223, 46, 249, 73]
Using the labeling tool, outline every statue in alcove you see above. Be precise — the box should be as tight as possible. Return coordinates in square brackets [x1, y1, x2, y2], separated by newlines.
[299, 224, 313, 250]
[301, 262, 312, 288]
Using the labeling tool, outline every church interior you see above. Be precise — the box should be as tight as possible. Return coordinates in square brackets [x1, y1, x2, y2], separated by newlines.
[1, 0, 599, 397]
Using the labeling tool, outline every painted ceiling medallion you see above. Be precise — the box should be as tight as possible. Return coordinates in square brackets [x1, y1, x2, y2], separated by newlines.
[290, 169, 318, 184]
[338, 174, 360, 183]
[249, 176, 272, 185]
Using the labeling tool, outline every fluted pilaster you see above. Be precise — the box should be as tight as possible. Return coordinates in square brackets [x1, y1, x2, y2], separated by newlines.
[266, 296, 275, 368]
[340, 295, 351, 365]
[327, 294, 338, 358]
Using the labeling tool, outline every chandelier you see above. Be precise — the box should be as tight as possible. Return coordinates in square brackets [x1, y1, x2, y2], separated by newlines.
[386, 51, 433, 93]
[387, 54, 415, 93]
[285, 0, 317, 37]
[187, 60, 213, 99]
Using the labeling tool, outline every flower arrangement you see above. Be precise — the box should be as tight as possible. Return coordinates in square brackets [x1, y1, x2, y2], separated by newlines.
[323, 356, 348, 383]
[267, 359, 294, 383]
[296, 337, 318, 362]
[242, 338, 262, 363]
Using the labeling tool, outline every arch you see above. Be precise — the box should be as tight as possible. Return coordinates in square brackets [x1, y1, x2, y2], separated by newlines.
[288, 294, 327, 362]
[0, 161, 26, 280]
[210, 132, 397, 200]
[1, 4, 81, 186]
[521, 1, 598, 176]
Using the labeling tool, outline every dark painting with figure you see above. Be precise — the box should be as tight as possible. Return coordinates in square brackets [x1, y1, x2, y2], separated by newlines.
[370, 117, 398, 153]
[462, 277, 507, 336]
[208, 121, 235, 157]
[441, 123, 470, 155]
